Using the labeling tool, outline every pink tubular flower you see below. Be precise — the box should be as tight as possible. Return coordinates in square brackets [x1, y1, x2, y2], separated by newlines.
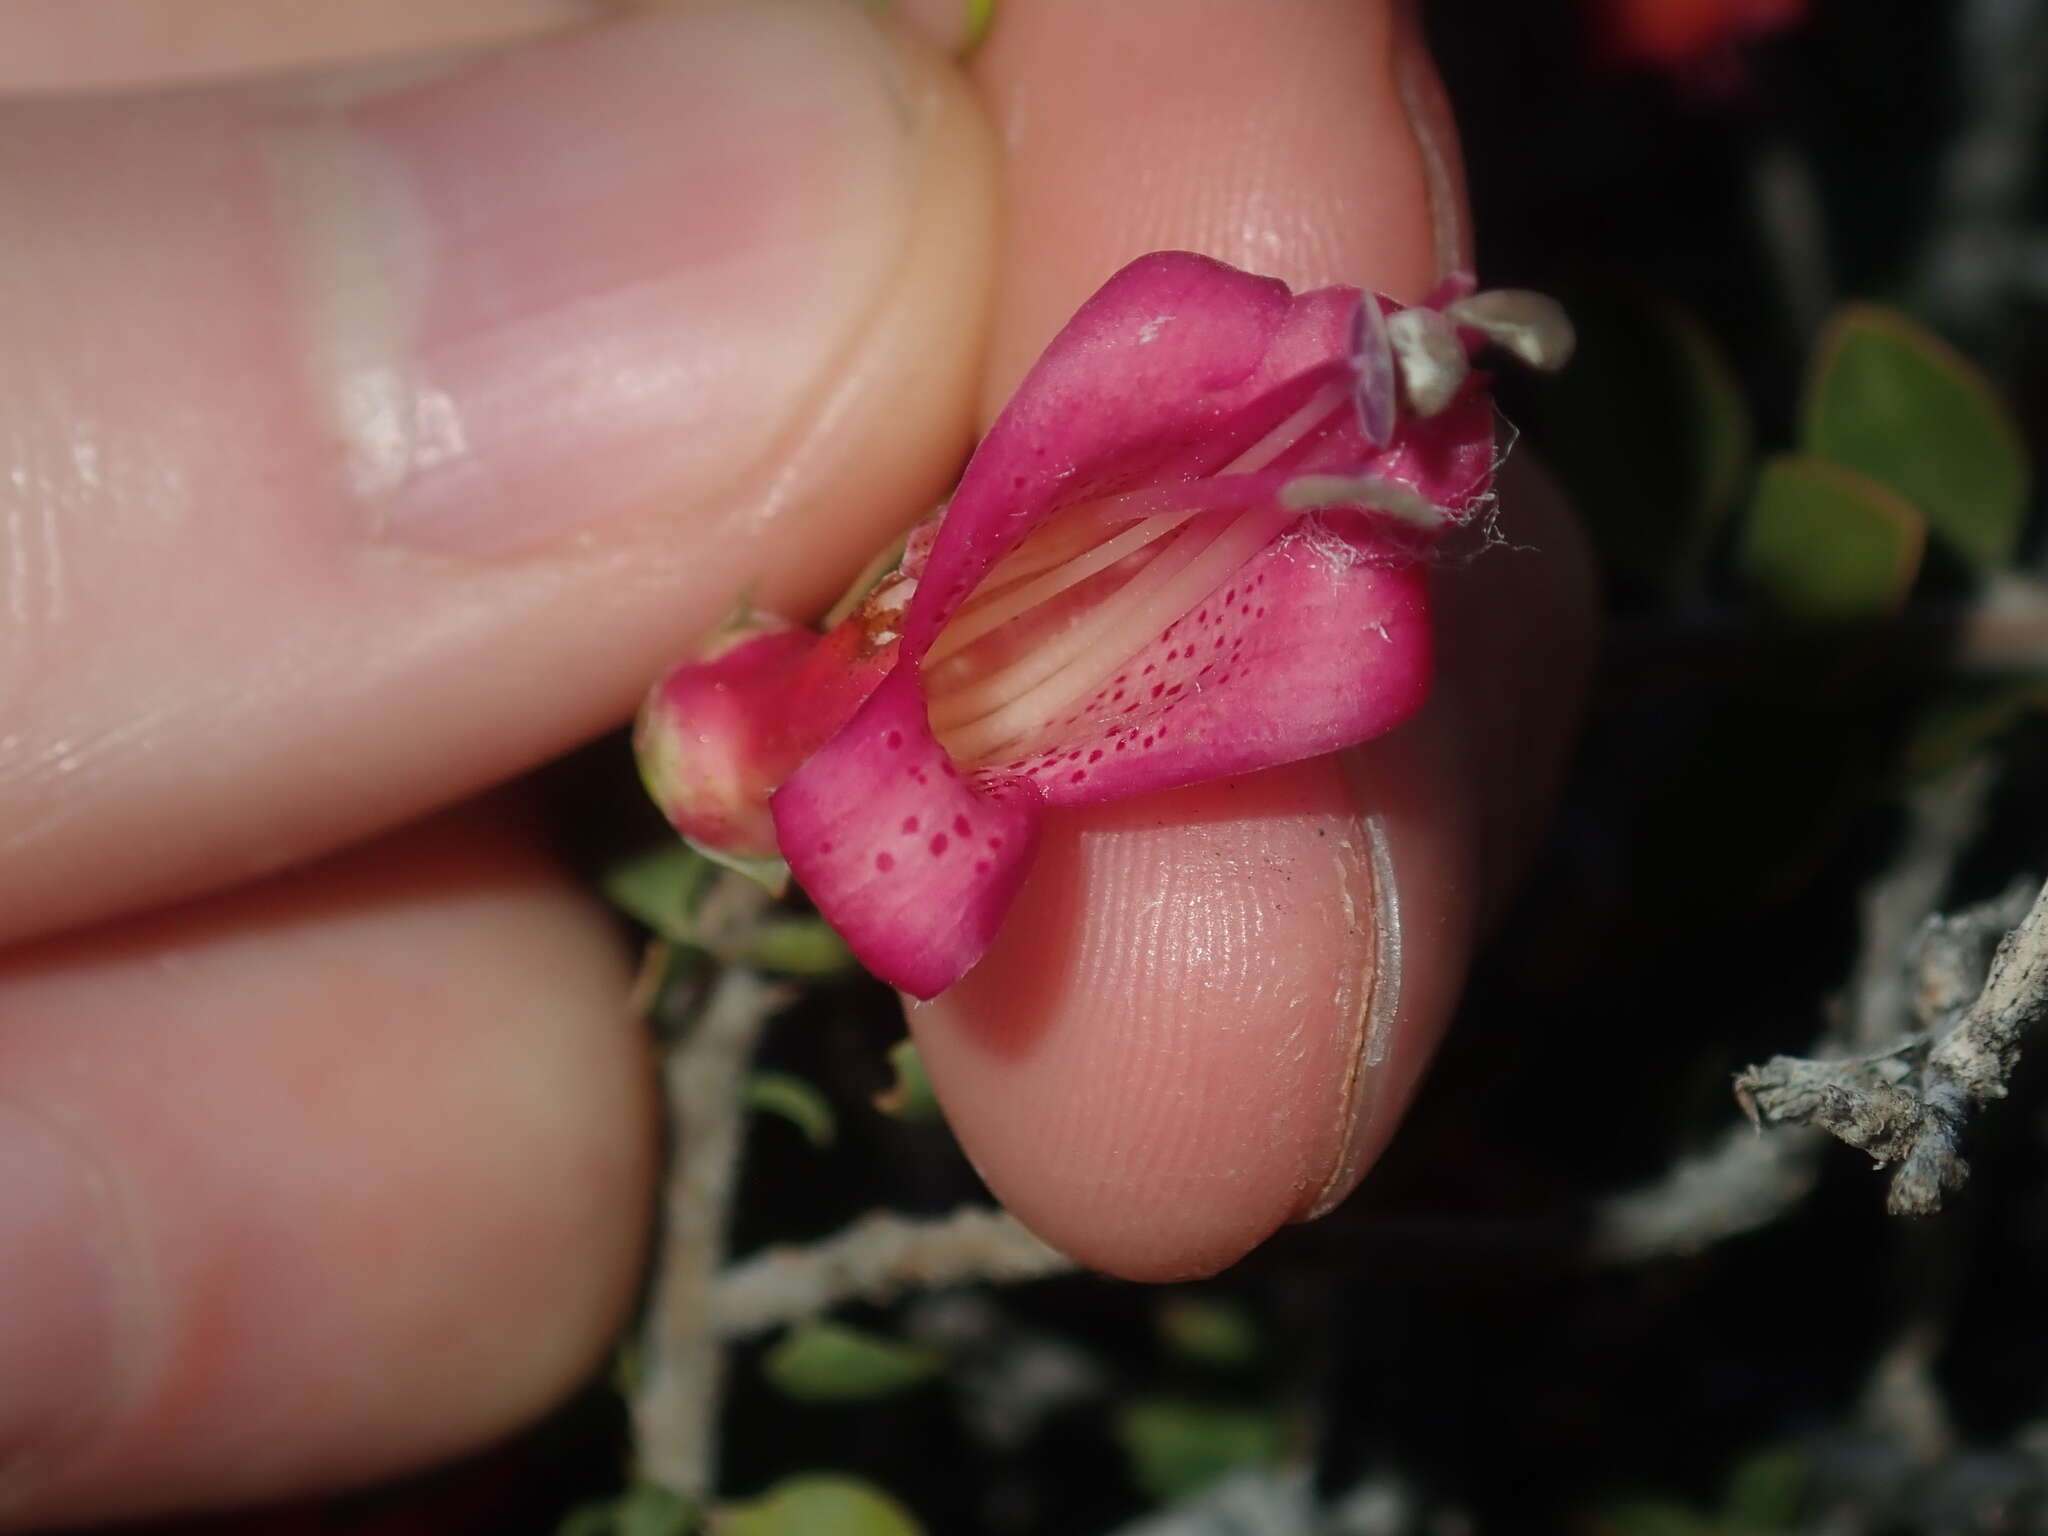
[637, 252, 1572, 998]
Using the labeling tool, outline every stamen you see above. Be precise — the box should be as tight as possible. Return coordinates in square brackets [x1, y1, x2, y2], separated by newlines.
[1280, 474, 1444, 529]
[929, 517, 1227, 735]
[921, 374, 1356, 768]
[930, 381, 1346, 668]
[951, 482, 1214, 612]
[1445, 290, 1576, 372]
[1385, 309, 1469, 417]
[1221, 378, 1351, 474]
[940, 502, 1295, 765]
[926, 509, 1201, 667]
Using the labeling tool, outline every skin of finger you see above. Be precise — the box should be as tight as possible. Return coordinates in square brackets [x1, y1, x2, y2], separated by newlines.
[0, 0, 600, 94]
[0, 803, 652, 1529]
[969, 0, 1439, 412]
[908, 0, 1594, 1279]
[0, 6, 997, 948]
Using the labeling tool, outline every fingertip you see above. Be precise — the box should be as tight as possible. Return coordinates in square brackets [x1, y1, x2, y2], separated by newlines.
[911, 761, 1380, 1281]
[0, 1, 999, 944]
[970, 0, 1448, 403]
[0, 805, 654, 1527]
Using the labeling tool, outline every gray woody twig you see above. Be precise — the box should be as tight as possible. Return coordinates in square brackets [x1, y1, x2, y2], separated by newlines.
[1591, 764, 1997, 1261]
[630, 963, 786, 1500]
[624, 873, 1077, 1501]
[712, 1206, 1076, 1341]
[1738, 875, 2048, 1216]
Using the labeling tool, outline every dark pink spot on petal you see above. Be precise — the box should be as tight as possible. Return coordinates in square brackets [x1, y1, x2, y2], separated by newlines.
[1142, 736, 1154, 748]
[885, 730, 903, 749]
[974, 859, 991, 874]
[930, 834, 949, 856]
[1088, 749, 1104, 762]
[819, 841, 834, 854]
[876, 852, 896, 872]
[988, 837, 1003, 850]
[901, 815, 920, 834]
[953, 815, 972, 837]
[1070, 770, 1086, 782]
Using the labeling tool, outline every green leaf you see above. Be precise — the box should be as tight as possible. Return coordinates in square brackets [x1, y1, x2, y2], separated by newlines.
[1155, 1297, 1263, 1372]
[1540, 287, 1754, 596]
[603, 844, 720, 945]
[872, 1039, 942, 1122]
[714, 1476, 924, 1536]
[741, 916, 854, 978]
[1720, 1446, 1806, 1530]
[682, 842, 791, 900]
[744, 1072, 836, 1149]
[558, 1481, 699, 1536]
[1116, 1398, 1287, 1503]
[1802, 305, 2030, 570]
[762, 1321, 943, 1402]
[1738, 455, 1926, 622]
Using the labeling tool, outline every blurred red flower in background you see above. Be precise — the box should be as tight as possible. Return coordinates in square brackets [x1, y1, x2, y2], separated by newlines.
[1595, 0, 1807, 70]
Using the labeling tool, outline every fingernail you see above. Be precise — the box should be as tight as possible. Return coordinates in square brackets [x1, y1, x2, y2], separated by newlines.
[0, 1105, 128, 1482]
[1391, 0, 1472, 280]
[1303, 812, 1404, 1220]
[266, 1, 924, 556]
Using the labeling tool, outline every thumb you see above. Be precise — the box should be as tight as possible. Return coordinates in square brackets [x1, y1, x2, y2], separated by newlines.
[0, 0, 994, 943]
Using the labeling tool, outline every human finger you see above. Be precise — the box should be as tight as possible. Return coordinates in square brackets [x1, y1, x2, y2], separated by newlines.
[0, 803, 653, 1530]
[908, 0, 1594, 1280]
[0, 0, 996, 947]
[0, 0, 596, 94]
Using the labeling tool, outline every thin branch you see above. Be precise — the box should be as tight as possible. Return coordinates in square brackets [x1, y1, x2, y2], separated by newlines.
[630, 964, 786, 1499]
[1591, 765, 1995, 1261]
[1738, 876, 2048, 1216]
[1924, 877, 2048, 1098]
[1849, 760, 2003, 1049]
[1590, 1121, 1824, 1263]
[711, 1206, 1077, 1341]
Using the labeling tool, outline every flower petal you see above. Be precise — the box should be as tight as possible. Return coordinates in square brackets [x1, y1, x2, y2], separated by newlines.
[773, 255, 1505, 995]
[992, 531, 1432, 805]
[903, 251, 1317, 652]
[773, 671, 1042, 999]
[637, 613, 897, 862]
[635, 619, 820, 861]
